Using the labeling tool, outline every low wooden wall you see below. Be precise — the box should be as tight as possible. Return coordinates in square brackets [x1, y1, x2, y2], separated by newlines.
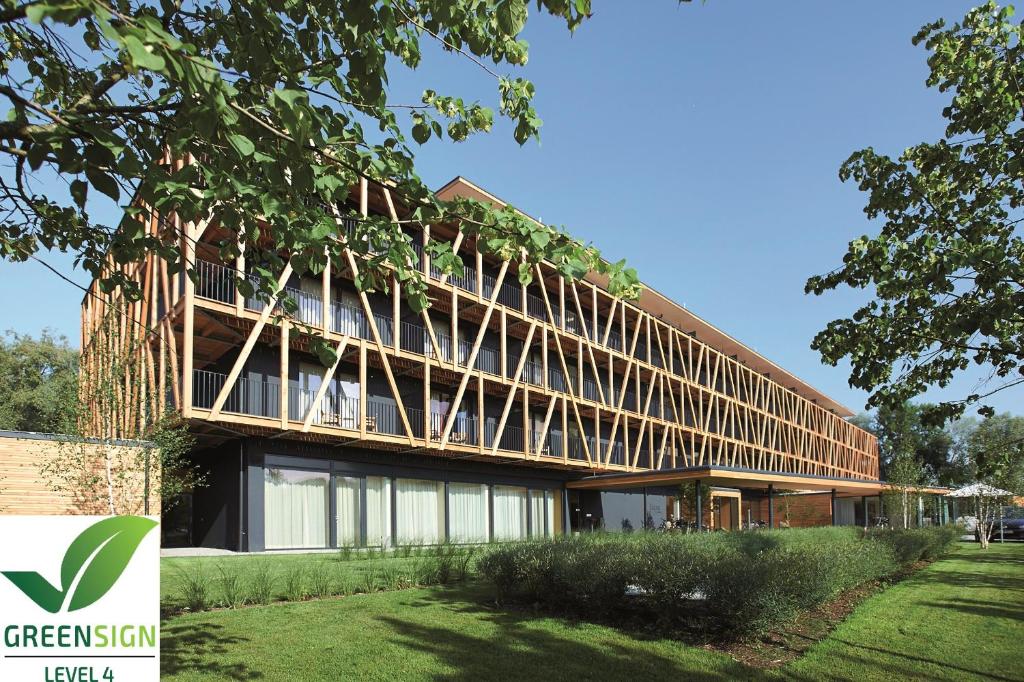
[0, 431, 158, 515]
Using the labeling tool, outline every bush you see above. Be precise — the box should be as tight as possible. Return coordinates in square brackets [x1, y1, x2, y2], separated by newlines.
[175, 563, 210, 612]
[868, 525, 960, 564]
[215, 563, 244, 608]
[478, 525, 952, 639]
[248, 561, 276, 605]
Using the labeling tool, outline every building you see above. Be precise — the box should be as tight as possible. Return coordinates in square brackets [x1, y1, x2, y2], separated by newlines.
[80, 175, 890, 551]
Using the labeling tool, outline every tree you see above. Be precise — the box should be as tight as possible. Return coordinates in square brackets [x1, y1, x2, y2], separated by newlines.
[0, 329, 79, 433]
[0, 0, 645, 366]
[806, 2, 1024, 424]
[853, 402, 955, 527]
[959, 412, 1024, 548]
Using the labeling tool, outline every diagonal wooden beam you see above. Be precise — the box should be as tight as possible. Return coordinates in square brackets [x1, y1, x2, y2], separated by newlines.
[440, 260, 509, 447]
[602, 320, 642, 465]
[534, 394, 558, 459]
[342, 248, 415, 444]
[569, 282, 607, 405]
[301, 336, 351, 432]
[533, 265, 592, 466]
[490, 322, 538, 455]
[208, 262, 293, 420]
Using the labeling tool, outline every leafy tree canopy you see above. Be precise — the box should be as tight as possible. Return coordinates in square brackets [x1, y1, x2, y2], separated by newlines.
[0, 0, 644, 331]
[0, 329, 79, 433]
[807, 2, 1024, 424]
[852, 402, 958, 486]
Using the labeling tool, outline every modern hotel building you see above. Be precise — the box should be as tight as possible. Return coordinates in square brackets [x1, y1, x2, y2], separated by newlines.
[80, 176, 884, 551]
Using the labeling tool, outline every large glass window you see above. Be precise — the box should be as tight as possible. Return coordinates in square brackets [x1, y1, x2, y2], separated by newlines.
[448, 483, 489, 543]
[493, 485, 528, 540]
[529, 490, 544, 537]
[395, 478, 445, 545]
[335, 476, 361, 547]
[366, 476, 392, 547]
[264, 468, 329, 549]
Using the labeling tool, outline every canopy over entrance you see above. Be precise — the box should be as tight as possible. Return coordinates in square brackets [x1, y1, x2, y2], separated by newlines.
[566, 466, 886, 496]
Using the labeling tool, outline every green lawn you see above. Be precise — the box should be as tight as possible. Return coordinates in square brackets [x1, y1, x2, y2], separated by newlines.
[161, 550, 451, 610]
[160, 542, 1024, 681]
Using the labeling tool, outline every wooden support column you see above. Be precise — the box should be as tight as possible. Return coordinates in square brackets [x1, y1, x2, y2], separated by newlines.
[236, 240, 246, 316]
[280, 321, 289, 429]
[500, 308, 507, 379]
[182, 217, 196, 418]
[322, 252, 331, 333]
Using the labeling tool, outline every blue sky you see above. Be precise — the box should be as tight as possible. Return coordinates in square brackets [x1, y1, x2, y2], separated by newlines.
[1, 0, 1018, 417]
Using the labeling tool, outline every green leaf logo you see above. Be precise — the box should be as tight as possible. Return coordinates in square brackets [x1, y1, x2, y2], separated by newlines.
[2, 516, 157, 613]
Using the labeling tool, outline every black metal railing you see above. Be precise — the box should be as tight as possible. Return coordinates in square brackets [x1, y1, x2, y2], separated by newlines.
[192, 369, 280, 419]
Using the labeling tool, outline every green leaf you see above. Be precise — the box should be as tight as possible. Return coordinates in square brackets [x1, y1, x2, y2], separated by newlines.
[65, 516, 157, 611]
[496, 0, 528, 35]
[530, 229, 550, 249]
[1, 516, 157, 614]
[85, 167, 120, 202]
[228, 133, 255, 157]
[411, 122, 430, 144]
[70, 179, 88, 209]
[123, 35, 166, 71]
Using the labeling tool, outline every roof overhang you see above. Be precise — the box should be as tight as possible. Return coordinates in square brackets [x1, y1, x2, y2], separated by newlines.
[434, 175, 856, 417]
[566, 466, 885, 495]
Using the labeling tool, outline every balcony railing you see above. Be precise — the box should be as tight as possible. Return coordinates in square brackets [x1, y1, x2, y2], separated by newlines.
[193, 369, 280, 419]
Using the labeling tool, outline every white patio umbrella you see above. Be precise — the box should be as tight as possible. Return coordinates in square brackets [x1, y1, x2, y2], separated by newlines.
[947, 483, 1013, 498]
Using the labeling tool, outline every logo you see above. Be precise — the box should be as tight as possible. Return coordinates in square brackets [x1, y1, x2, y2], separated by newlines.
[0, 516, 160, 681]
[2, 516, 157, 614]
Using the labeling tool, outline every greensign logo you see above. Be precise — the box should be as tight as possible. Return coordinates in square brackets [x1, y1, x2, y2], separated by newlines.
[1, 516, 157, 613]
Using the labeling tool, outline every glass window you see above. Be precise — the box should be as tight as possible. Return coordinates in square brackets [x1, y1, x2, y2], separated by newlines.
[529, 490, 545, 537]
[335, 476, 361, 547]
[449, 482, 489, 543]
[395, 478, 445, 545]
[366, 476, 391, 547]
[264, 468, 329, 549]
[493, 486, 528, 541]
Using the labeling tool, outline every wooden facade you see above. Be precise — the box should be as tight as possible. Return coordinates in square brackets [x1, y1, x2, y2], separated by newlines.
[0, 432, 157, 515]
[79, 175, 879, 488]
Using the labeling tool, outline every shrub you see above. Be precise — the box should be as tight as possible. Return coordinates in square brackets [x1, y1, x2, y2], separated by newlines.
[283, 565, 305, 601]
[175, 563, 210, 612]
[248, 561, 275, 605]
[308, 563, 332, 599]
[868, 525, 960, 565]
[215, 563, 244, 608]
[477, 525, 951, 639]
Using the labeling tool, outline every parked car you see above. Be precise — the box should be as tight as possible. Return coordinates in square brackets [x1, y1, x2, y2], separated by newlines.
[961, 506, 1024, 542]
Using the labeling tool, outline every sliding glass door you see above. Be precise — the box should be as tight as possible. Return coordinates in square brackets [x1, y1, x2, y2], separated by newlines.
[264, 468, 330, 549]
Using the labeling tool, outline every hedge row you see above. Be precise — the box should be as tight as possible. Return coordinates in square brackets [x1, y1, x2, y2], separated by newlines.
[477, 525, 960, 637]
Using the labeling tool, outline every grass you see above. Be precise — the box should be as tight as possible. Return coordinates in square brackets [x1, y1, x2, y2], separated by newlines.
[161, 552, 430, 610]
[161, 542, 1024, 680]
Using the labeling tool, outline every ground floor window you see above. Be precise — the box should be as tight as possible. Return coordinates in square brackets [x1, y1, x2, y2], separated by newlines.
[260, 461, 560, 549]
[530, 490, 555, 537]
[264, 468, 330, 549]
[335, 476, 361, 547]
[395, 478, 446, 545]
[449, 482, 489, 543]
[366, 476, 391, 547]
[493, 485, 529, 540]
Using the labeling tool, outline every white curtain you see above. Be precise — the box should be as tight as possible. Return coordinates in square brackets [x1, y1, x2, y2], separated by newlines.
[366, 476, 392, 547]
[493, 486, 528, 541]
[546, 490, 556, 536]
[530, 491, 546, 537]
[395, 478, 445, 545]
[449, 483, 489, 543]
[264, 468, 329, 549]
[336, 476, 361, 547]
